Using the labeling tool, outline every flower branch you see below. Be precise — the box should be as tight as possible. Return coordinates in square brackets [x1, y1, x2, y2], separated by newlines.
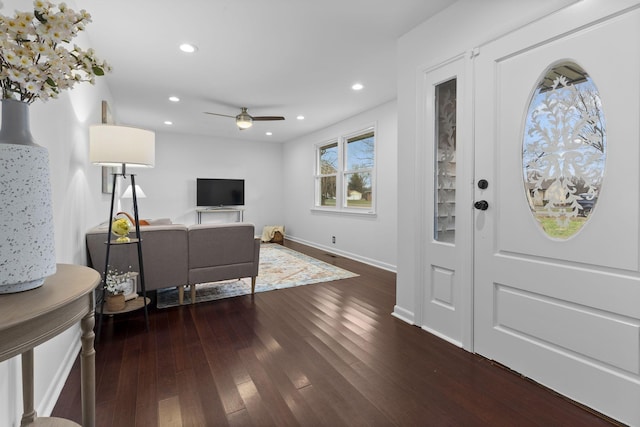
[0, 0, 110, 103]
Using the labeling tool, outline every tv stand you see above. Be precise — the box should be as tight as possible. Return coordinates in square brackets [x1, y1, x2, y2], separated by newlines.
[196, 207, 244, 224]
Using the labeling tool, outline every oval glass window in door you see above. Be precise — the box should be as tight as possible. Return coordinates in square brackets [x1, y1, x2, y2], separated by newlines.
[522, 61, 606, 239]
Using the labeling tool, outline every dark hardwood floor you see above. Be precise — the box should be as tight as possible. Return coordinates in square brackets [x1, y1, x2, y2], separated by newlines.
[53, 241, 621, 426]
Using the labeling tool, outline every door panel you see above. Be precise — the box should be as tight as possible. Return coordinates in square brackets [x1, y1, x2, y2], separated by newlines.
[495, 282, 640, 374]
[419, 55, 473, 348]
[474, 8, 640, 424]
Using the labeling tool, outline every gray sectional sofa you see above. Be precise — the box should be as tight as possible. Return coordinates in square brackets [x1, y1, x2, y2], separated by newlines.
[86, 221, 260, 304]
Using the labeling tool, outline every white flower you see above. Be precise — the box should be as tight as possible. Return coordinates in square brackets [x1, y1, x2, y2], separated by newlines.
[24, 81, 38, 93]
[104, 267, 132, 295]
[0, 0, 108, 103]
[4, 51, 18, 64]
[34, 1, 48, 12]
[8, 68, 26, 83]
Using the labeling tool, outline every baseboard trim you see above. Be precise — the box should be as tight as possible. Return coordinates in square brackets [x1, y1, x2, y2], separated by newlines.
[392, 305, 415, 325]
[285, 235, 397, 272]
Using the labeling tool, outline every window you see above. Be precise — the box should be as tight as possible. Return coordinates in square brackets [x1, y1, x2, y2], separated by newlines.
[522, 61, 606, 240]
[434, 78, 457, 243]
[314, 127, 375, 213]
[316, 141, 338, 206]
[345, 130, 374, 209]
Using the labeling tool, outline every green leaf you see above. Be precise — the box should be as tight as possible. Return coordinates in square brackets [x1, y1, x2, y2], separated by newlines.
[45, 77, 57, 87]
[92, 66, 105, 76]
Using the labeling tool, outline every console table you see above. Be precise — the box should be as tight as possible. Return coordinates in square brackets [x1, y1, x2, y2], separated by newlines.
[0, 264, 100, 427]
[196, 207, 244, 224]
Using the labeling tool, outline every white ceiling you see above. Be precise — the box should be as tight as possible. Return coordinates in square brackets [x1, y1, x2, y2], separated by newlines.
[72, 0, 457, 142]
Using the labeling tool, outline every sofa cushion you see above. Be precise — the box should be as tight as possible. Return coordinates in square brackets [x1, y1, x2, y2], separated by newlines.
[188, 223, 256, 268]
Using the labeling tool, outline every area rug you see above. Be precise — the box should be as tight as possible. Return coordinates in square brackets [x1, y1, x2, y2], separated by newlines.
[156, 243, 358, 308]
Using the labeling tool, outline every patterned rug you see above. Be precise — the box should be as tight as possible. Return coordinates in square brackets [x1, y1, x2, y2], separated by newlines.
[156, 243, 358, 308]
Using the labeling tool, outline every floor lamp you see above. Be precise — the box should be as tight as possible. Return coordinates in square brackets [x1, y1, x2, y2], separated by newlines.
[89, 124, 155, 339]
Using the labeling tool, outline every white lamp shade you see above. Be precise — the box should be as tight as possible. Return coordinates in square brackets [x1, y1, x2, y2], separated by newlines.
[236, 117, 252, 129]
[122, 184, 146, 199]
[236, 109, 253, 129]
[90, 124, 155, 167]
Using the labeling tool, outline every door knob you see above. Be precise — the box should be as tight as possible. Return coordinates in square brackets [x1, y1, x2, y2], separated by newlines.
[474, 200, 489, 211]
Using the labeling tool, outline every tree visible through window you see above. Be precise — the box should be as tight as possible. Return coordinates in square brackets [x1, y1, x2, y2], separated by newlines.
[345, 131, 374, 208]
[315, 128, 375, 212]
[317, 141, 338, 206]
[522, 61, 606, 240]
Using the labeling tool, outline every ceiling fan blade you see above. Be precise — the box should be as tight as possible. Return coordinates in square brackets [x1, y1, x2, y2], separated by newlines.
[251, 116, 285, 121]
[204, 112, 235, 118]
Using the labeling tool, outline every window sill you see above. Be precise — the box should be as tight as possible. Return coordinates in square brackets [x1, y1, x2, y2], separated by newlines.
[310, 207, 377, 218]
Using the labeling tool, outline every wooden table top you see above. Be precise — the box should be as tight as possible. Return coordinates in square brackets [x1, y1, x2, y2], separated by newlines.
[0, 264, 100, 362]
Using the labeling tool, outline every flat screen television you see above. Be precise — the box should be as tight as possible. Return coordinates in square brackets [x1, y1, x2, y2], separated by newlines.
[196, 178, 245, 207]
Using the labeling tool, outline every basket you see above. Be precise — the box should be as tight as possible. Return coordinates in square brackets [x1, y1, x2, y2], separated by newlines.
[106, 294, 126, 311]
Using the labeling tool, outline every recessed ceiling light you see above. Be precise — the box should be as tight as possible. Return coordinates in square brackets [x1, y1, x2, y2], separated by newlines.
[169, 96, 180, 102]
[352, 83, 364, 91]
[164, 121, 173, 125]
[179, 43, 197, 53]
[296, 115, 305, 120]
[265, 132, 273, 136]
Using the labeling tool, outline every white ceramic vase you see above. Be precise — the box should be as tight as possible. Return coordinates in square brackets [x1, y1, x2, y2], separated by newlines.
[0, 99, 56, 293]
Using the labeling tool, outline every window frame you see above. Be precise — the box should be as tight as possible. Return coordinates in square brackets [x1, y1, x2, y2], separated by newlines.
[313, 125, 377, 216]
[314, 139, 339, 208]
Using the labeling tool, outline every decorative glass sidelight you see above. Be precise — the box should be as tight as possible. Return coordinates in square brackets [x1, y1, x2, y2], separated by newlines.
[522, 61, 606, 239]
[434, 78, 457, 243]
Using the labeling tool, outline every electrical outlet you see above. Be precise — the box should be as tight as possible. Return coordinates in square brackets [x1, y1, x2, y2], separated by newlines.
[332, 236, 336, 244]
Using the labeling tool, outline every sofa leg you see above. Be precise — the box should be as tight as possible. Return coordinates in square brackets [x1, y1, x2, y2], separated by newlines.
[190, 284, 196, 304]
[178, 286, 184, 305]
[251, 277, 256, 294]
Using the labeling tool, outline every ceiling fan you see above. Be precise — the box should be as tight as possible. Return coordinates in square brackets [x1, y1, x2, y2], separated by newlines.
[204, 107, 285, 130]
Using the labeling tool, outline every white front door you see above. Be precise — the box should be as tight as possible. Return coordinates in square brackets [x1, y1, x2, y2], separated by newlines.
[474, 7, 640, 424]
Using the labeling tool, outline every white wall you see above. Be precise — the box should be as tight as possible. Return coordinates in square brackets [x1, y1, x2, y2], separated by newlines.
[0, 87, 111, 427]
[395, 0, 579, 323]
[0, 2, 112, 424]
[123, 131, 285, 232]
[138, 102, 398, 276]
[282, 100, 398, 271]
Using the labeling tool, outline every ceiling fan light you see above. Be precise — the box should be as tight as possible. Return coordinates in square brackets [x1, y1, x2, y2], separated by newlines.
[236, 110, 253, 129]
